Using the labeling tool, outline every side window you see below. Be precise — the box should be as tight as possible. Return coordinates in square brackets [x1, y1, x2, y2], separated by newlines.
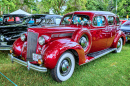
[116, 17, 120, 25]
[93, 16, 105, 26]
[61, 14, 72, 25]
[108, 16, 115, 25]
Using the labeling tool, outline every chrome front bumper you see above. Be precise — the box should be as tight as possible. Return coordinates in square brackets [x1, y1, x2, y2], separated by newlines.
[8, 54, 47, 72]
[0, 45, 12, 50]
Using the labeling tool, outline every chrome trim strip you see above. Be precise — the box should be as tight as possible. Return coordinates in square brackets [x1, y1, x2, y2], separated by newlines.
[0, 45, 12, 50]
[9, 54, 47, 72]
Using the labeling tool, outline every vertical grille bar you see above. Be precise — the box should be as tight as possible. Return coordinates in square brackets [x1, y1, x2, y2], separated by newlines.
[27, 32, 38, 61]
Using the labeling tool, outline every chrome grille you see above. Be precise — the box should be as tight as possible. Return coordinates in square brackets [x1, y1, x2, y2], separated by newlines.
[27, 32, 38, 61]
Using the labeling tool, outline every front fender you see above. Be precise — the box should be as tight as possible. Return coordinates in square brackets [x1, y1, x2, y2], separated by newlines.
[13, 38, 24, 56]
[42, 38, 85, 69]
[112, 30, 126, 48]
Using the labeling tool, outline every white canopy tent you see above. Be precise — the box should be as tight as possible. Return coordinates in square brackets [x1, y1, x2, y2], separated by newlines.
[10, 9, 31, 15]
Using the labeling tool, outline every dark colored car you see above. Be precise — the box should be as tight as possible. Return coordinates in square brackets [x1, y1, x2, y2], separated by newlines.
[120, 20, 130, 41]
[0, 14, 62, 50]
[0, 14, 28, 50]
[27, 14, 62, 27]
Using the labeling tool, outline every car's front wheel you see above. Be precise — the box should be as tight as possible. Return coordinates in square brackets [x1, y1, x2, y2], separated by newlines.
[114, 38, 123, 53]
[51, 51, 75, 82]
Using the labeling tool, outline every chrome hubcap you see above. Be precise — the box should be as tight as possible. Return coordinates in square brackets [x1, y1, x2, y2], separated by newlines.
[117, 40, 121, 48]
[79, 36, 88, 50]
[60, 58, 71, 76]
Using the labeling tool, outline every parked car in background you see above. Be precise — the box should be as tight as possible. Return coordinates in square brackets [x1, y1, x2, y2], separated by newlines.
[0, 14, 27, 50]
[27, 14, 62, 27]
[0, 14, 62, 50]
[120, 20, 127, 24]
[120, 20, 130, 42]
[9, 11, 126, 82]
[0, 15, 3, 25]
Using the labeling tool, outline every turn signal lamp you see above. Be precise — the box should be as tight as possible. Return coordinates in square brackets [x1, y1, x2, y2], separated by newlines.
[10, 49, 12, 54]
[38, 59, 42, 65]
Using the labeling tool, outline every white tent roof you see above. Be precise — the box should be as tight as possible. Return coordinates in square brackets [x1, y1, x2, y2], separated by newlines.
[10, 9, 31, 15]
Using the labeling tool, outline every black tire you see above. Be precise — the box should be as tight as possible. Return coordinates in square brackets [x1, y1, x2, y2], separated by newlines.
[51, 51, 75, 82]
[114, 38, 123, 53]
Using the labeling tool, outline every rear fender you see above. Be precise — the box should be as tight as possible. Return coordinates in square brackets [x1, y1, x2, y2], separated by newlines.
[112, 30, 126, 48]
[42, 39, 86, 69]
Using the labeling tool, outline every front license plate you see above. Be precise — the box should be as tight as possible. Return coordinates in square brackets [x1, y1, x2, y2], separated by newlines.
[32, 53, 42, 61]
[1, 42, 7, 45]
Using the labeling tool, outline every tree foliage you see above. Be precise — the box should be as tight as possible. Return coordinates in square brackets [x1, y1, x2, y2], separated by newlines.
[117, 0, 130, 17]
[0, 0, 130, 18]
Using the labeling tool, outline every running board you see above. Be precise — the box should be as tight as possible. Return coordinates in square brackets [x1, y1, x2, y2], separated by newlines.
[87, 48, 117, 59]
[80, 48, 117, 65]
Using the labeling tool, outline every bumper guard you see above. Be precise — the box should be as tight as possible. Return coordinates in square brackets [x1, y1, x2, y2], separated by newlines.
[8, 54, 47, 72]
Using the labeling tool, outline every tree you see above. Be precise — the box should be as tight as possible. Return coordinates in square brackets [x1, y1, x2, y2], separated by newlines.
[64, 0, 87, 14]
[40, 0, 67, 14]
[117, 0, 130, 17]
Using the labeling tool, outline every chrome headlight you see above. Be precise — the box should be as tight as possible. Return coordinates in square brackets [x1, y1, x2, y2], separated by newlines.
[38, 36, 45, 45]
[20, 34, 26, 41]
[0, 35, 4, 41]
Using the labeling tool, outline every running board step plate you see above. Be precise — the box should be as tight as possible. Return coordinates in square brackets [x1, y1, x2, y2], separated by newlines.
[87, 48, 117, 59]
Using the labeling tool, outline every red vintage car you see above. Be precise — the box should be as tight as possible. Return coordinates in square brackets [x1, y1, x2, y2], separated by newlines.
[9, 11, 126, 82]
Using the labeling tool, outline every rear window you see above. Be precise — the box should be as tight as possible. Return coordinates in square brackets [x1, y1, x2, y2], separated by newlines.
[108, 16, 115, 25]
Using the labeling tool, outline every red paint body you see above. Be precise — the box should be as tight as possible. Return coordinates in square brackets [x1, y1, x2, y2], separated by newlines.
[12, 11, 126, 69]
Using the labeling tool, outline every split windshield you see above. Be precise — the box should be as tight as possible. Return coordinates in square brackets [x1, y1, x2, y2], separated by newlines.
[61, 14, 90, 25]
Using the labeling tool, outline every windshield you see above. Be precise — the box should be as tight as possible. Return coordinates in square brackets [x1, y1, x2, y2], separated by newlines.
[28, 17, 42, 25]
[122, 20, 130, 26]
[61, 14, 90, 25]
[40, 17, 62, 25]
[4, 16, 24, 23]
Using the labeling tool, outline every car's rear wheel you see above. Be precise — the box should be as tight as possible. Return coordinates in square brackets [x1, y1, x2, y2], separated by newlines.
[51, 51, 75, 82]
[114, 38, 123, 53]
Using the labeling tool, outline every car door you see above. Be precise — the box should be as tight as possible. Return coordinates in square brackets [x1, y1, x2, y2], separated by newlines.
[89, 15, 108, 53]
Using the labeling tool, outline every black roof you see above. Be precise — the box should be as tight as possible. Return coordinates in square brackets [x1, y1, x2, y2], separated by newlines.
[27, 14, 62, 19]
[3, 14, 27, 17]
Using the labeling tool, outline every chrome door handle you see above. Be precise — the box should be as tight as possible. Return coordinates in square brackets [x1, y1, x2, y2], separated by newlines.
[105, 31, 109, 32]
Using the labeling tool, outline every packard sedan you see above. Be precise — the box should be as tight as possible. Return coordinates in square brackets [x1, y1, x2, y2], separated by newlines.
[9, 11, 126, 82]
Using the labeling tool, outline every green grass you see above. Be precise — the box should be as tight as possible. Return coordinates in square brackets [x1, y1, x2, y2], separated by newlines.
[0, 42, 130, 86]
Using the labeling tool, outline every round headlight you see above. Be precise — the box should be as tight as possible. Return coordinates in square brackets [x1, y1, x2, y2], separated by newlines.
[0, 35, 4, 41]
[20, 34, 26, 41]
[38, 36, 45, 45]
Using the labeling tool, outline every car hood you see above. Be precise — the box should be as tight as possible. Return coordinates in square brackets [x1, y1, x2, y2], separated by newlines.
[28, 25, 80, 34]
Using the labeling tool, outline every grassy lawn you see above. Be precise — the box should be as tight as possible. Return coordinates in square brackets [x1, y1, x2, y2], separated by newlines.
[0, 42, 130, 86]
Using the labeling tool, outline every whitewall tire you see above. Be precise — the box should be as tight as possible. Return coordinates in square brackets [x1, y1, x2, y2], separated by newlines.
[51, 51, 75, 82]
[114, 38, 123, 53]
